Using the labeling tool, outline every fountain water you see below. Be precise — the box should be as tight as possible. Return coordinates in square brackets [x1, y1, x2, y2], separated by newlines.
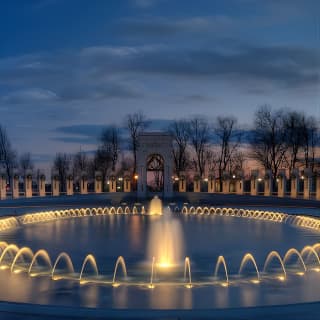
[147, 198, 184, 268]
[149, 196, 162, 215]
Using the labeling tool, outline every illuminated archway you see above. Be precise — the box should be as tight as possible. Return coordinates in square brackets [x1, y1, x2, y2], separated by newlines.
[137, 133, 173, 198]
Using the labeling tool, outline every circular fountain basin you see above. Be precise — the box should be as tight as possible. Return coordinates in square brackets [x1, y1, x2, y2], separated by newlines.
[0, 203, 320, 318]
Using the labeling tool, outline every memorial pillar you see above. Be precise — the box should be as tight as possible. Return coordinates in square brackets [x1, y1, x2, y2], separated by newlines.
[264, 170, 273, 196]
[303, 169, 312, 200]
[12, 171, 19, 199]
[277, 169, 286, 198]
[208, 172, 215, 193]
[0, 171, 6, 200]
[51, 172, 60, 196]
[38, 173, 46, 197]
[179, 172, 186, 192]
[24, 170, 33, 198]
[235, 171, 244, 195]
[222, 172, 230, 194]
[80, 172, 88, 194]
[109, 173, 117, 193]
[193, 173, 201, 192]
[290, 169, 299, 198]
[94, 171, 102, 193]
[66, 172, 74, 196]
[250, 170, 259, 196]
[316, 172, 320, 201]
[123, 172, 131, 192]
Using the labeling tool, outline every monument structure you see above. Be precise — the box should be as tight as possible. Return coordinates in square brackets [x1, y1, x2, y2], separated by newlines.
[137, 132, 173, 198]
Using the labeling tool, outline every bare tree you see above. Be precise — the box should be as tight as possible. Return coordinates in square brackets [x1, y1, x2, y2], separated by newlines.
[92, 147, 112, 191]
[52, 153, 70, 191]
[126, 111, 147, 176]
[250, 105, 287, 181]
[188, 117, 210, 178]
[19, 152, 34, 177]
[72, 151, 89, 180]
[169, 119, 190, 176]
[214, 116, 241, 185]
[283, 111, 305, 173]
[100, 126, 120, 172]
[301, 116, 318, 172]
[0, 125, 17, 182]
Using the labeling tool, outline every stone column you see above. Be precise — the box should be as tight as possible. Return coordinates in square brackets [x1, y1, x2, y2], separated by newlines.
[123, 172, 131, 192]
[208, 172, 215, 193]
[66, 172, 74, 196]
[38, 173, 46, 197]
[12, 171, 19, 199]
[24, 170, 33, 198]
[0, 171, 7, 200]
[222, 172, 230, 194]
[277, 169, 286, 198]
[179, 172, 186, 192]
[264, 170, 273, 196]
[94, 171, 102, 193]
[303, 169, 312, 200]
[193, 173, 201, 192]
[290, 169, 299, 198]
[235, 171, 244, 195]
[109, 173, 117, 193]
[80, 172, 88, 194]
[316, 172, 320, 201]
[51, 172, 60, 196]
[250, 170, 259, 196]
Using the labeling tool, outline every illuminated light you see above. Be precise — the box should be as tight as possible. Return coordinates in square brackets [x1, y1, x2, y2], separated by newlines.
[296, 272, 304, 276]
[251, 279, 260, 284]
[107, 181, 110, 185]
[118, 177, 123, 181]
[174, 177, 179, 181]
[0, 265, 8, 270]
[13, 269, 22, 274]
[185, 284, 193, 289]
[301, 176, 305, 180]
[314, 268, 320, 272]
[52, 276, 61, 281]
[29, 273, 37, 277]
[117, 186, 121, 189]
[148, 284, 155, 289]
[221, 282, 229, 287]
[157, 262, 173, 269]
[112, 282, 120, 288]
[134, 174, 139, 180]
[80, 280, 88, 285]
[232, 175, 236, 179]
[257, 178, 262, 182]
[204, 178, 208, 182]
[278, 276, 286, 281]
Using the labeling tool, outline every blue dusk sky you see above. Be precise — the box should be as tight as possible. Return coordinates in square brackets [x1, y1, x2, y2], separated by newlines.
[0, 0, 319, 168]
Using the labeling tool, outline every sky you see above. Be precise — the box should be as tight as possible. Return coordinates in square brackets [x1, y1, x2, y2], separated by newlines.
[0, 0, 319, 170]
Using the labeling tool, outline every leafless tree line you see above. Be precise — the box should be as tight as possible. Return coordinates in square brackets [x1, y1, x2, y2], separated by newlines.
[1, 106, 319, 190]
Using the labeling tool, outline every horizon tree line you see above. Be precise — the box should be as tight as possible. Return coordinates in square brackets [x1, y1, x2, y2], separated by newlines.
[0, 106, 319, 191]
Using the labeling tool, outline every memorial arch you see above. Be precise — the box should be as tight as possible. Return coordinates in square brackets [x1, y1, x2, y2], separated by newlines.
[137, 133, 173, 198]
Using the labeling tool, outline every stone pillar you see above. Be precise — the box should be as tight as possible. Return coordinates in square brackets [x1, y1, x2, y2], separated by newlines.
[235, 171, 244, 195]
[222, 172, 230, 194]
[193, 173, 201, 192]
[303, 169, 312, 200]
[80, 172, 88, 194]
[179, 172, 186, 192]
[208, 173, 215, 193]
[264, 170, 273, 196]
[66, 172, 74, 196]
[290, 169, 299, 198]
[12, 171, 19, 199]
[123, 172, 131, 192]
[109, 173, 117, 193]
[316, 172, 320, 201]
[38, 174, 46, 197]
[51, 172, 60, 197]
[0, 171, 7, 200]
[277, 169, 286, 198]
[95, 171, 102, 193]
[250, 170, 259, 196]
[24, 170, 33, 198]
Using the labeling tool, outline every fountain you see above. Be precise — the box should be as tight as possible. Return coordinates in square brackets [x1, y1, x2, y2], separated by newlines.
[147, 200, 184, 268]
[0, 199, 320, 317]
[148, 195, 162, 215]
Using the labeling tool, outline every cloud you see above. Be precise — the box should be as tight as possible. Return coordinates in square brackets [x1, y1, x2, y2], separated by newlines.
[120, 15, 235, 37]
[2, 88, 58, 104]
